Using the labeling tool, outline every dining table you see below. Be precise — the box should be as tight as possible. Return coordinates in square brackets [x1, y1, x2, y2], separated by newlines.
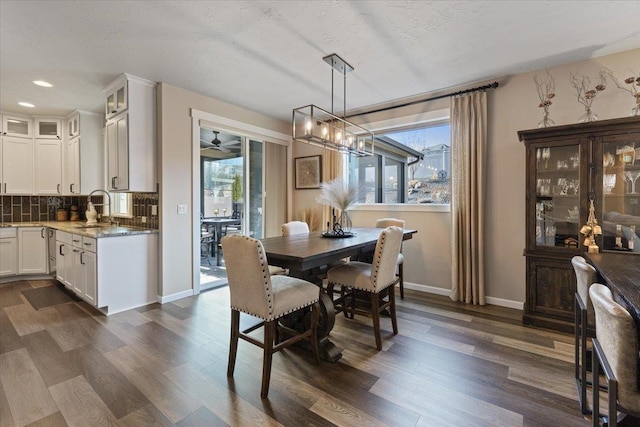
[585, 251, 640, 331]
[261, 226, 417, 362]
[202, 217, 242, 265]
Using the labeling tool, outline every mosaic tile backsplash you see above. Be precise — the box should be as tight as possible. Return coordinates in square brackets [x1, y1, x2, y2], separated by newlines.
[0, 193, 159, 229]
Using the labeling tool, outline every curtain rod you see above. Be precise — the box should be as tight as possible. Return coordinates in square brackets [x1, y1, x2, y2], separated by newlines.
[346, 81, 499, 119]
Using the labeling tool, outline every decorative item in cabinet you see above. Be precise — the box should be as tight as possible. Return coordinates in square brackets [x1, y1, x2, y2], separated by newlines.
[519, 116, 640, 332]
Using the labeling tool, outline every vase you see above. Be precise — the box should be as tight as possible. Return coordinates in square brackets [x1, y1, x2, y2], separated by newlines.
[631, 97, 640, 116]
[578, 105, 598, 123]
[338, 210, 352, 233]
[537, 106, 555, 128]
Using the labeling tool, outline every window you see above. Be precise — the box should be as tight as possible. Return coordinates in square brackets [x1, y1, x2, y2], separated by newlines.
[111, 193, 132, 218]
[348, 122, 451, 204]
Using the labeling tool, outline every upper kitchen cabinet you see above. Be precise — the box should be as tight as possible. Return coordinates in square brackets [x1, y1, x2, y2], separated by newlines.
[105, 78, 127, 119]
[104, 74, 157, 192]
[1, 136, 34, 194]
[1, 113, 33, 138]
[34, 117, 62, 139]
[67, 112, 79, 139]
[63, 110, 104, 195]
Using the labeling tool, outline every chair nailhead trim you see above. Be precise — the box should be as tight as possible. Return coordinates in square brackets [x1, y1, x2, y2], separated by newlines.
[231, 298, 319, 321]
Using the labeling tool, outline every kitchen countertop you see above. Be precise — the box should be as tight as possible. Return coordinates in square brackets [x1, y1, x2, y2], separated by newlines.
[0, 221, 159, 238]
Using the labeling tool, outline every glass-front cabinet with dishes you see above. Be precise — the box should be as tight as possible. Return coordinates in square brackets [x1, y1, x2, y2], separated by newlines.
[519, 117, 640, 332]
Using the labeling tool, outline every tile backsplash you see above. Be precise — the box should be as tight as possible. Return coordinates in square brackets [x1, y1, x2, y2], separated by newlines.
[0, 193, 159, 229]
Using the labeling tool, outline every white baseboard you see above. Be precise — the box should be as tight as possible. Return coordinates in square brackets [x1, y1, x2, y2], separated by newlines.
[158, 289, 194, 304]
[404, 282, 524, 310]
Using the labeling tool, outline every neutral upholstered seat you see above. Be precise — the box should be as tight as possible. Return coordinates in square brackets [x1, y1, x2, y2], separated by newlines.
[590, 283, 640, 427]
[221, 235, 320, 398]
[376, 218, 406, 299]
[282, 221, 310, 236]
[327, 226, 403, 350]
[572, 255, 597, 414]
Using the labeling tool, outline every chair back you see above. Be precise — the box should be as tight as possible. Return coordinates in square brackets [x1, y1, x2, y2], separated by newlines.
[571, 256, 596, 323]
[221, 235, 274, 320]
[371, 226, 404, 291]
[590, 283, 639, 406]
[375, 218, 405, 229]
[282, 221, 309, 236]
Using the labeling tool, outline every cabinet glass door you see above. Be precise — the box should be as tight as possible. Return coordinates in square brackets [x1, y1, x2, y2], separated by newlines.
[3, 116, 31, 137]
[36, 119, 60, 138]
[116, 85, 127, 111]
[106, 93, 115, 116]
[534, 144, 581, 249]
[601, 138, 640, 252]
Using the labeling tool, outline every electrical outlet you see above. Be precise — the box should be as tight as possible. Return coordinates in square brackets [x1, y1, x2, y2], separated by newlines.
[141, 216, 147, 223]
[151, 205, 158, 215]
[177, 204, 188, 215]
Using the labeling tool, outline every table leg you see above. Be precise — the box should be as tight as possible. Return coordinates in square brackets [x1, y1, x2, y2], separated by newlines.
[279, 287, 342, 362]
[215, 224, 222, 266]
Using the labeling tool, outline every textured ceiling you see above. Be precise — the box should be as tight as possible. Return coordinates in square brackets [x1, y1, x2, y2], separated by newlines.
[1, 1, 639, 121]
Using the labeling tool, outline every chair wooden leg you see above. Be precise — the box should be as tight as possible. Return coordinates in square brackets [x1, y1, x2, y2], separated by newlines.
[310, 302, 320, 365]
[228, 309, 240, 377]
[389, 284, 398, 335]
[371, 292, 382, 351]
[261, 320, 275, 399]
[398, 262, 404, 299]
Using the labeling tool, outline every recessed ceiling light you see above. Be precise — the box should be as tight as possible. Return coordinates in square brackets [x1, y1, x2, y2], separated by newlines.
[19, 102, 35, 108]
[33, 80, 53, 88]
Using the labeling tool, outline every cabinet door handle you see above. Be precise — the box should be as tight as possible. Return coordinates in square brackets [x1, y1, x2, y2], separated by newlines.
[41, 228, 45, 239]
[70, 184, 73, 193]
[72, 239, 80, 243]
[59, 244, 64, 256]
[57, 184, 61, 194]
[83, 242, 92, 246]
[80, 252, 85, 265]
[57, 135, 60, 139]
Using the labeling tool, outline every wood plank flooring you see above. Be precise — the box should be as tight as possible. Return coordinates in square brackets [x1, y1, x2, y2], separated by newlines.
[0, 279, 594, 426]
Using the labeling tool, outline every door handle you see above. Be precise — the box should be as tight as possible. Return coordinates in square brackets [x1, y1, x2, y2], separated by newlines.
[80, 252, 85, 265]
[57, 183, 61, 194]
[41, 228, 45, 239]
[59, 244, 64, 256]
[70, 184, 73, 193]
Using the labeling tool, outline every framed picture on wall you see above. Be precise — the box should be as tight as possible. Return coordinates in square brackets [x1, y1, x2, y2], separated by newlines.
[295, 155, 322, 189]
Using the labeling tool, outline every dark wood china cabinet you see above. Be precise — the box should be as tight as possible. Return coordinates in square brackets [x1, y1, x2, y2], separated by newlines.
[519, 117, 640, 332]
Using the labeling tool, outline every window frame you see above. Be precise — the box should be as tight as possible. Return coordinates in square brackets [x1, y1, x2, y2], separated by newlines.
[111, 192, 133, 218]
[348, 118, 451, 206]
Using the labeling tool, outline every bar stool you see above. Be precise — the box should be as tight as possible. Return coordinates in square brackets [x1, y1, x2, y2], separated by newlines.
[572, 255, 597, 414]
[590, 283, 640, 427]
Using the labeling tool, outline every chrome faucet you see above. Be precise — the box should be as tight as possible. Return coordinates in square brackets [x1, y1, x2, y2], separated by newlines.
[87, 189, 117, 225]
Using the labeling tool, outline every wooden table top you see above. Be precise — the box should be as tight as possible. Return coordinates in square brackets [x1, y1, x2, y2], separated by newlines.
[585, 251, 640, 322]
[261, 227, 416, 272]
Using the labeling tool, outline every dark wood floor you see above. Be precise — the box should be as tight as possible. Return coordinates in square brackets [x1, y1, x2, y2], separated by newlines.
[0, 279, 591, 426]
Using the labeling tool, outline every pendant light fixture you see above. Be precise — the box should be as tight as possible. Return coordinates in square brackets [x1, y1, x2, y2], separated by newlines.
[292, 54, 374, 156]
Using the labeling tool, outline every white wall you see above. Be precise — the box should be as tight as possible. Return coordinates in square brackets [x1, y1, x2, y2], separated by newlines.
[157, 83, 289, 299]
[292, 48, 640, 307]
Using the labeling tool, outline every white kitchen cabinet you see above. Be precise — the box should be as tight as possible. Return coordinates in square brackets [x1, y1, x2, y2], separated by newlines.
[105, 78, 127, 119]
[78, 237, 96, 305]
[62, 110, 103, 195]
[1, 136, 33, 194]
[104, 74, 156, 192]
[34, 117, 62, 139]
[18, 227, 48, 275]
[1, 114, 32, 138]
[0, 228, 18, 277]
[67, 112, 79, 139]
[56, 231, 73, 288]
[35, 139, 62, 194]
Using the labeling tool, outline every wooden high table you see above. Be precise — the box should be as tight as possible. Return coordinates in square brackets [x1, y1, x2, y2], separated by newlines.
[261, 227, 417, 362]
[585, 252, 640, 329]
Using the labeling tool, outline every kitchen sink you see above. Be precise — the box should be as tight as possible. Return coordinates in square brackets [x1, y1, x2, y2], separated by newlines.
[73, 224, 106, 228]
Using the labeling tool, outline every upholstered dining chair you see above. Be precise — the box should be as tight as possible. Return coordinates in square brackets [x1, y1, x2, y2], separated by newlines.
[590, 283, 640, 427]
[572, 255, 598, 414]
[376, 218, 406, 299]
[221, 234, 320, 399]
[327, 226, 403, 350]
[282, 221, 310, 236]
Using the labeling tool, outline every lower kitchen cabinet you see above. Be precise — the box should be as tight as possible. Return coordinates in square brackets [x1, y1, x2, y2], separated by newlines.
[0, 228, 18, 277]
[18, 227, 48, 275]
[55, 230, 157, 314]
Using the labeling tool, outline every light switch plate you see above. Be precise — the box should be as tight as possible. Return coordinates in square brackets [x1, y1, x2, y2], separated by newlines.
[141, 216, 147, 223]
[177, 204, 188, 215]
[151, 205, 158, 215]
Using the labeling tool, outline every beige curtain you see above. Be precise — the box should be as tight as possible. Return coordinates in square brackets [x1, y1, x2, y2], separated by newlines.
[450, 91, 487, 305]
